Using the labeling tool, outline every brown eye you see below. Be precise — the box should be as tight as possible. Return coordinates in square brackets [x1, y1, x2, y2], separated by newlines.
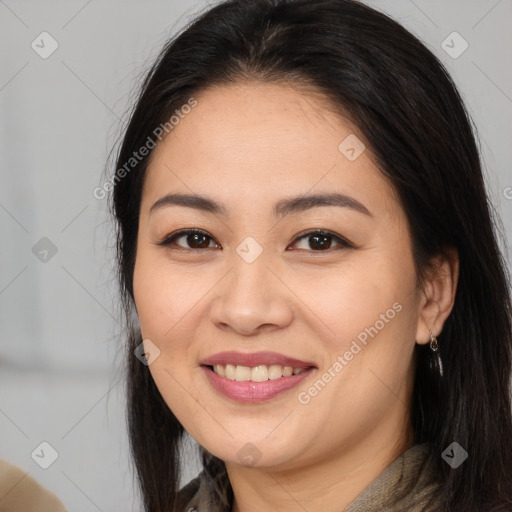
[291, 230, 353, 251]
[156, 228, 352, 252]
[157, 229, 219, 250]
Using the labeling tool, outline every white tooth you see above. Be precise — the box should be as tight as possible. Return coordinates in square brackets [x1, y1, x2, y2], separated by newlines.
[235, 365, 251, 381]
[268, 365, 283, 380]
[282, 366, 293, 377]
[251, 365, 269, 382]
[225, 364, 236, 380]
[214, 364, 304, 381]
[214, 364, 225, 377]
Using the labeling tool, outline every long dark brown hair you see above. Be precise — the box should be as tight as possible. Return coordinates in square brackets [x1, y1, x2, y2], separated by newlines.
[109, 0, 512, 510]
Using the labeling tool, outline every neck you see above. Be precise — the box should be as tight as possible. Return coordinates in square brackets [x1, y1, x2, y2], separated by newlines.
[226, 415, 414, 512]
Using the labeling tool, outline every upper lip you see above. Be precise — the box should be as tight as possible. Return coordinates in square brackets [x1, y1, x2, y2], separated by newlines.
[200, 351, 317, 368]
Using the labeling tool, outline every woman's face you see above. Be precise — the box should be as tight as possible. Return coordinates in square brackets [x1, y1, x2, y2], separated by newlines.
[133, 81, 426, 469]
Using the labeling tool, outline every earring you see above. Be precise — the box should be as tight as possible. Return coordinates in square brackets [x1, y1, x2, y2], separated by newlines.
[429, 331, 443, 377]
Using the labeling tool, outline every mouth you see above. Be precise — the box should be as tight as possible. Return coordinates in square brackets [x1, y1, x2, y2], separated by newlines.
[202, 363, 314, 381]
[199, 350, 316, 371]
[200, 363, 316, 403]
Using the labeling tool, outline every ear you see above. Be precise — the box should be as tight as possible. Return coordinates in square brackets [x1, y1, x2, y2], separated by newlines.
[415, 247, 459, 345]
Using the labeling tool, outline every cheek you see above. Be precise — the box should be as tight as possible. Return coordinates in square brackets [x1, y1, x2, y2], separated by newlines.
[293, 255, 415, 345]
[133, 250, 203, 340]
[133, 260, 169, 339]
[132, 253, 205, 424]
[300, 254, 419, 409]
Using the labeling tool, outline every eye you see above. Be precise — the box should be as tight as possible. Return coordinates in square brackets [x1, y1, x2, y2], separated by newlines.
[289, 229, 353, 252]
[156, 228, 353, 252]
[156, 229, 219, 251]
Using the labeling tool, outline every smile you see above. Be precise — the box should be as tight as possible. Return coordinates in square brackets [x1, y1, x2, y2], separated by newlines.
[201, 364, 315, 403]
[210, 363, 308, 381]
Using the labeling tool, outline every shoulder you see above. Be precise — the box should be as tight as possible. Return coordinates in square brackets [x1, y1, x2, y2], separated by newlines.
[0, 457, 68, 512]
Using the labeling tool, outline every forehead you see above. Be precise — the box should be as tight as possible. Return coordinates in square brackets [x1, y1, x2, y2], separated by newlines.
[141, 82, 399, 220]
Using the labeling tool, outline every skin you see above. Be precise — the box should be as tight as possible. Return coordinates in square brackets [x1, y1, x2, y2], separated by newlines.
[132, 81, 459, 512]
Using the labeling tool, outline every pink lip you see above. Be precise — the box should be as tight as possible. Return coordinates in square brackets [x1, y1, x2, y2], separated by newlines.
[201, 365, 315, 403]
[200, 351, 316, 368]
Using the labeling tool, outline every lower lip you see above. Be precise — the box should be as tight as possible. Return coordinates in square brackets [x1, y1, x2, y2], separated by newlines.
[201, 365, 315, 403]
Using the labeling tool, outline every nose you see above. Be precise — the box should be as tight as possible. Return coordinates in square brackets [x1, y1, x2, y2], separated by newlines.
[209, 250, 294, 336]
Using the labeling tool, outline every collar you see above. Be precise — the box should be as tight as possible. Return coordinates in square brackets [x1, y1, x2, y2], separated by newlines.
[177, 443, 439, 512]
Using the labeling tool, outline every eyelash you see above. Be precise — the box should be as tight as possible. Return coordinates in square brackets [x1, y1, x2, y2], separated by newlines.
[156, 228, 354, 252]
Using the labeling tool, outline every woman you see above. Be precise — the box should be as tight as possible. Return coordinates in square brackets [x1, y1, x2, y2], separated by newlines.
[109, 0, 512, 510]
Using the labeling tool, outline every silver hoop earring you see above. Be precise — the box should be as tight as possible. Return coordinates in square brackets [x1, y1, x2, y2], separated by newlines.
[429, 331, 443, 377]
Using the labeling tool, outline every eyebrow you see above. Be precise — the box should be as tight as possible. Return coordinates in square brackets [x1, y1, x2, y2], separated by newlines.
[149, 192, 372, 218]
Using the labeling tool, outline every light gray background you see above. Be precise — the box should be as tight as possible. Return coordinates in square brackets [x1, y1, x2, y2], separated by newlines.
[0, 1, 511, 511]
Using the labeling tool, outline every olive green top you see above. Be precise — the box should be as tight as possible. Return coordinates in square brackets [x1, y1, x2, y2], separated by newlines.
[176, 443, 441, 512]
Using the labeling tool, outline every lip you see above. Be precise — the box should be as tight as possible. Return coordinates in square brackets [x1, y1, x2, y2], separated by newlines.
[201, 365, 316, 403]
[200, 351, 316, 368]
